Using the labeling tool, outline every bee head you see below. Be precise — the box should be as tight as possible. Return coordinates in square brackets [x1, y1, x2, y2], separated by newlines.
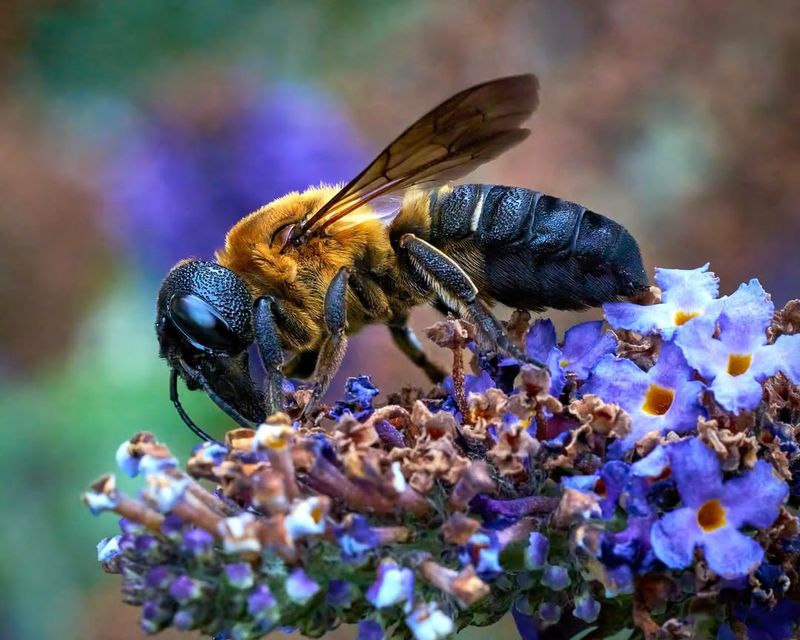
[156, 260, 254, 363]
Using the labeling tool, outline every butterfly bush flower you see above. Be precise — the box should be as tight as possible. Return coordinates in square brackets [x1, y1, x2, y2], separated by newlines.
[650, 437, 788, 578]
[516, 319, 617, 396]
[604, 263, 722, 338]
[676, 279, 800, 412]
[84, 265, 800, 639]
[582, 341, 705, 449]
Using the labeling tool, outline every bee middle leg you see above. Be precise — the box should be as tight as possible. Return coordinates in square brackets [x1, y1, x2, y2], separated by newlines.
[399, 234, 544, 368]
[389, 312, 447, 383]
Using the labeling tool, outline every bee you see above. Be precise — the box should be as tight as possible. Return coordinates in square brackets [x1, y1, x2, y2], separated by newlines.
[156, 74, 648, 440]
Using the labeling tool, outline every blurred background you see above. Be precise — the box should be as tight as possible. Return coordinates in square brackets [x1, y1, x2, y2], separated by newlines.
[0, 1, 797, 638]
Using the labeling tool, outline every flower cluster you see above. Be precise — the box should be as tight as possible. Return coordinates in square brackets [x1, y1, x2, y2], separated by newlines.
[85, 266, 800, 639]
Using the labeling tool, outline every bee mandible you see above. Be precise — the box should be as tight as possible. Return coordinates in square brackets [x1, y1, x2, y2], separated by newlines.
[155, 74, 648, 440]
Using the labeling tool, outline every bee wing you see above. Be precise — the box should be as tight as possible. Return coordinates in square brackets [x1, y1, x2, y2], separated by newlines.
[287, 74, 539, 243]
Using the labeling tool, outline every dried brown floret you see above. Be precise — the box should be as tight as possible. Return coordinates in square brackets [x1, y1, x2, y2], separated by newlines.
[569, 394, 633, 439]
[615, 329, 662, 370]
[552, 487, 601, 528]
[763, 372, 800, 422]
[504, 308, 532, 346]
[767, 299, 800, 342]
[697, 418, 758, 471]
[487, 418, 540, 479]
[425, 317, 476, 349]
[464, 387, 508, 441]
[448, 460, 495, 510]
[441, 512, 482, 545]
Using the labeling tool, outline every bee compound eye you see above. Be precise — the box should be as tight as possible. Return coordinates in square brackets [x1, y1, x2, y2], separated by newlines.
[168, 294, 239, 353]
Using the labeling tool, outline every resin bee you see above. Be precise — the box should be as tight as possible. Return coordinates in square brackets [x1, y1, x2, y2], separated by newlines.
[156, 74, 648, 440]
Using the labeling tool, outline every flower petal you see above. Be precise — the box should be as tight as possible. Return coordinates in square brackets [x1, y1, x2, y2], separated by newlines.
[525, 319, 557, 362]
[721, 460, 788, 530]
[603, 300, 674, 336]
[563, 322, 618, 378]
[561, 321, 602, 360]
[651, 507, 702, 569]
[667, 438, 723, 508]
[709, 371, 765, 413]
[674, 315, 729, 381]
[717, 280, 773, 354]
[756, 334, 800, 383]
[581, 355, 648, 411]
[657, 264, 719, 309]
[700, 526, 764, 578]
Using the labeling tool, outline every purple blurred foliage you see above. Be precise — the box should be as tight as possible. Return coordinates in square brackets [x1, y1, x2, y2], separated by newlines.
[103, 80, 367, 274]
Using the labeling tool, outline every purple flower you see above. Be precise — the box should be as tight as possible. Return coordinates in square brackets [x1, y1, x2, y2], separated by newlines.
[357, 620, 385, 640]
[366, 560, 415, 609]
[573, 593, 601, 623]
[335, 514, 379, 564]
[180, 528, 214, 558]
[224, 563, 254, 590]
[460, 532, 502, 579]
[247, 584, 277, 617]
[676, 280, 800, 412]
[562, 460, 630, 518]
[327, 579, 354, 608]
[651, 437, 788, 578]
[511, 598, 540, 640]
[582, 341, 706, 449]
[405, 602, 454, 640]
[538, 600, 562, 625]
[330, 376, 380, 420]
[604, 264, 722, 339]
[540, 565, 570, 591]
[169, 575, 202, 602]
[525, 532, 549, 570]
[285, 568, 320, 605]
[521, 320, 617, 395]
[96, 536, 122, 563]
[579, 516, 658, 598]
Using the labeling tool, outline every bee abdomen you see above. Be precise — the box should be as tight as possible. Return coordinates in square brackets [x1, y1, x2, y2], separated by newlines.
[430, 184, 648, 310]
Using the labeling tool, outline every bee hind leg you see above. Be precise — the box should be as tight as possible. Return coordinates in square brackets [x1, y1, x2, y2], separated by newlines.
[254, 296, 287, 416]
[303, 267, 350, 418]
[389, 313, 447, 383]
[399, 234, 544, 368]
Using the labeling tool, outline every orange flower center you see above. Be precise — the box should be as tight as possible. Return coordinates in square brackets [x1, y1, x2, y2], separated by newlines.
[696, 499, 727, 532]
[727, 353, 752, 376]
[560, 359, 570, 368]
[311, 505, 323, 523]
[674, 310, 699, 326]
[641, 384, 675, 416]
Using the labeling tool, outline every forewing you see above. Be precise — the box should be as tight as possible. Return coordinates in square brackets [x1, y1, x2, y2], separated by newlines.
[289, 74, 539, 242]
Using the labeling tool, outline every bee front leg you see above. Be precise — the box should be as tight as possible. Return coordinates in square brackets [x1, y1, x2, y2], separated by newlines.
[304, 267, 350, 418]
[253, 296, 286, 416]
[399, 234, 544, 368]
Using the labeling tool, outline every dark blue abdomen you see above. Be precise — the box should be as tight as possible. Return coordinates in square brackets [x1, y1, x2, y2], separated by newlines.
[429, 184, 647, 310]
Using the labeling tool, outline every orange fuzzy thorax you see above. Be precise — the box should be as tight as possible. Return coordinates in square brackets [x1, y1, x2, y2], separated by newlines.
[215, 185, 398, 350]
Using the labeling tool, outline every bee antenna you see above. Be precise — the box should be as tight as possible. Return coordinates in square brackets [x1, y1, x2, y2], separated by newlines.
[169, 369, 221, 443]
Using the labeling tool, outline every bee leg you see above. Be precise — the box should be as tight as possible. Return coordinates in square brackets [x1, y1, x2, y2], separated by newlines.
[389, 313, 447, 383]
[304, 266, 350, 418]
[399, 234, 544, 368]
[253, 296, 286, 416]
